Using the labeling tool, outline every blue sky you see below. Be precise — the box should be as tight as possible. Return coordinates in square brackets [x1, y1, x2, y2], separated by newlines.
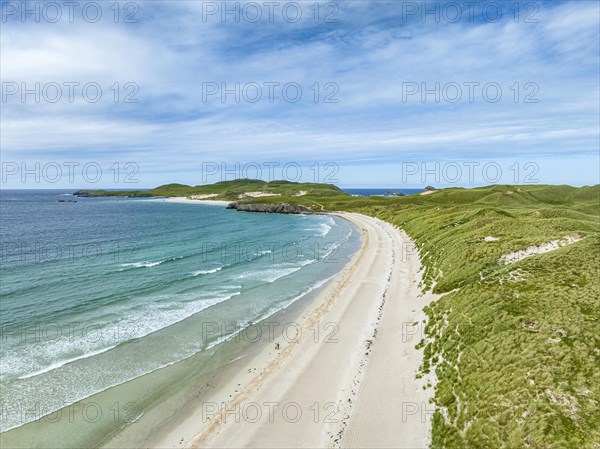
[1, 0, 599, 188]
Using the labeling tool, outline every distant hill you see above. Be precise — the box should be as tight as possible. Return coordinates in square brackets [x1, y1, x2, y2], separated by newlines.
[74, 179, 347, 202]
[74, 182, 600, 215]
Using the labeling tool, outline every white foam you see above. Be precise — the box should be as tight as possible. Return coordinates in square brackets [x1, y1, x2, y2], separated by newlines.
[119, 256, 184, 269]
[309, 217, 337, 237]
[235, 261, 314, 283]
[1, 263, 341, 432]
[193, 267, 223, 276]
[318, 223, 332, 236]
[1, 291, 241, 383]
[256, 250, 272, 256]
[121, 261, 162, 268]
[17, 345, 118, 380]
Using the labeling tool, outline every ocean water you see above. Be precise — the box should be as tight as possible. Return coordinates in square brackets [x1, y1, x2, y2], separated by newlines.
[342, 188, 423, 196]
[0, 190, 360, 444]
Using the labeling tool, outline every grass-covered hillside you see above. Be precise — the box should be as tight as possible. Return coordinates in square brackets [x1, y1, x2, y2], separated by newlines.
[73, 179, 348, 202]
[343, 184, 600, 449]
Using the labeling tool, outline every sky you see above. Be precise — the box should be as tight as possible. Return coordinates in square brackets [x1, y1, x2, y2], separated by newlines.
[1, 0, 599, 189]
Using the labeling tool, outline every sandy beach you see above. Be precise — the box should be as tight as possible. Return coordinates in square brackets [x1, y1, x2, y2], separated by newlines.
[160, 197, 231, 206]
[143, 202, 437, 448]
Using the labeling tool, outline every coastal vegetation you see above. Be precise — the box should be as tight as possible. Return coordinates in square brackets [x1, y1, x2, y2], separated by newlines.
[75, 181, 600, 448]
[73, 179, 346, 201]
[346, 184, 600, 449]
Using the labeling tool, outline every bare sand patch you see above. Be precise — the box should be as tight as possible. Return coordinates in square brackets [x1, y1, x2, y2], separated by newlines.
[189, 194, 219, 199]
[239, 192, 282, 198]
[499, 234, 582, 264]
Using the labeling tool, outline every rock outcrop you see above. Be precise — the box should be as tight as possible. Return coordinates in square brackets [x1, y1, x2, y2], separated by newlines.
[226, 202, 314, 214]
[73, 190, 147, 198]
[73, 190, 93, 197]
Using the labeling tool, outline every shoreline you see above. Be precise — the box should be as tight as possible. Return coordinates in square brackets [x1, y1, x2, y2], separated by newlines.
[0, 196, 437, 448]
[100, 200, 364, 449]
[131, 211, 365, 448]
[0, 197, 359, 449]
[141, 209, 437, 448]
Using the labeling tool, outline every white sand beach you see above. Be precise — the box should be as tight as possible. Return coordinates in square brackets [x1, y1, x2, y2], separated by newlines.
[144, 207, 438, 448]
[161, 197, 231, 206]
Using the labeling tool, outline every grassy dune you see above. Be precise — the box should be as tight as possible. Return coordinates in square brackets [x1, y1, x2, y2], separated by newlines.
[342, 185, 600, 449]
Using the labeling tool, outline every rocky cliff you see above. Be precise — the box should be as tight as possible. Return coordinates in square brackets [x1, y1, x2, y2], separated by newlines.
[226, 202, 314, 214]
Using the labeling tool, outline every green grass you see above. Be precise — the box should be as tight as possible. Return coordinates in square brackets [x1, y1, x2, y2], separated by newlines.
[421, 238, 599, 449]
[74, 179, 347, 201]
[78, 181, 600, 447]
[340, 184, 599, 449]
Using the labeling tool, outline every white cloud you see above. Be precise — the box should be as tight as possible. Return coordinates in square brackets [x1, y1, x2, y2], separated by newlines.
[1, 0, 598, 187]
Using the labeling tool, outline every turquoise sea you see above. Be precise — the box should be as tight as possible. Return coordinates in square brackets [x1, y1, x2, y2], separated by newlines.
[0, 190, 360, 447]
